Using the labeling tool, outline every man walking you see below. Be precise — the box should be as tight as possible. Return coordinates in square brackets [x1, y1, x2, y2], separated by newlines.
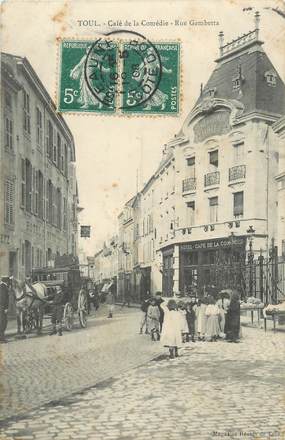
[0, 276, 10, 343]
[106, 289, 115, 318]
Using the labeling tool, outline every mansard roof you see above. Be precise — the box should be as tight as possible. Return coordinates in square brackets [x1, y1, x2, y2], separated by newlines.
[194, 20, 285, 122]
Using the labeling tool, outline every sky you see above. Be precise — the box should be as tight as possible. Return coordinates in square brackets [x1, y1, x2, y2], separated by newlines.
[1, 0, 285, 256]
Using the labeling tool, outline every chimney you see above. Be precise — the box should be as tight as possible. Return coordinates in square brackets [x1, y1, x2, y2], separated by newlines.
[218, 31, 224, 56]
[254, 11, 260, 40]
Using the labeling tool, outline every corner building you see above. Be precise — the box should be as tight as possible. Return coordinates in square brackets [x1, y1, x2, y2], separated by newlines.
[158, 19, 285, 296]
[0, 53, 79, 280]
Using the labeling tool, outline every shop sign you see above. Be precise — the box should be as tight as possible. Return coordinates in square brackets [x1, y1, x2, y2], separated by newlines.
[181, 237, 245, 251]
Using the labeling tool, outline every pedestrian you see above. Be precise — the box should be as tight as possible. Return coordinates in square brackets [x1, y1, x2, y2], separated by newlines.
[177, 301, 188, 343]
[49, 286, 65, 336]
[105, 290, 115, 318]
[205, 296, 220, 341]
[185, 301, 196, 342]
[147, 298, 160, 341]
[197, 297, 208, 341]
[216, 291, 230, 336]
[160, 299, 183, 359]
[155, 291, 165, 331]
[0, 276, 10, 343]
[139, 296, 150, 334]
[226, 291, 241, 343]
[122, 291, 131, 307]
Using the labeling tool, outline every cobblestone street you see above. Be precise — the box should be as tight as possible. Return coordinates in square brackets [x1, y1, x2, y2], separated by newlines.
[0, 310, 284, 440]
[0, 306, 161, 422]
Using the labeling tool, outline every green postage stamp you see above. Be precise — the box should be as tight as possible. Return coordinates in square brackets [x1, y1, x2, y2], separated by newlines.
[58, 34, 180, 115]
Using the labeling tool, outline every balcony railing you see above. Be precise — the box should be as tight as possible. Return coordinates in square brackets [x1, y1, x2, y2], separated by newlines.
[204, 171, 220, 187]
[182, 177, 196, 192]
[229, 165, 246, 181]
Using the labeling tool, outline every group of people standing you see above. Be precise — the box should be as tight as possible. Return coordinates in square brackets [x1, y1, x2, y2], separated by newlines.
[140, 290, 241, 359]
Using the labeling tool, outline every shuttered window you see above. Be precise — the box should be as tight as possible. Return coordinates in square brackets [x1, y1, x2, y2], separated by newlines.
[21, 158, 26, 208]
[5, 117, 13, 150]
[36, 107, 43, 148]
[4, 179, 15, 225]
[23, 90, 31, 134]
[233, 191, 244, 217]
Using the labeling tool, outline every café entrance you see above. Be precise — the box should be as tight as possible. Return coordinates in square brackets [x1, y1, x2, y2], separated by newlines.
[179, 237, 246, 296]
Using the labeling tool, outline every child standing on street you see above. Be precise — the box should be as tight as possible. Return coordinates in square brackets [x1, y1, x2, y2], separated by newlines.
[147, 298, 160, 341]
[178, 301, 188, 343]
[160, 299, 183, 359]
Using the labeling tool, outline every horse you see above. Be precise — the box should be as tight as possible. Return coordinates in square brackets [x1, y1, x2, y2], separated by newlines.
[10, 278, 46, 337]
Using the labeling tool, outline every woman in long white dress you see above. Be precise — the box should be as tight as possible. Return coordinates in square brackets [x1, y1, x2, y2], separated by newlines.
[197, 298, 208, 341]
[160, 300, 183, 359]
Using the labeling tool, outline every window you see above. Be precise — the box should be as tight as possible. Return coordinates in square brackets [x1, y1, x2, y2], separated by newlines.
[209, 150, 218, 168]
[64, 144, 68, 176]
[32, 168, 38, 214]
[21, 159, 32, 213]
[23, 90, 31, 134]
[265, 71, 277, 87]
[52, 185, 57, 226]
[5, 117, 13, 150]
[232, 78, 241, 90]
[36, 107, 43, 148]
[57, 188, 62, 229]
[233, 142, 244, 163]
[57, 134, 61, 168]
[209, 196, 218, 223]
[47, 121, 53, 159]
[5, 91, 12, 109]
[21, 158, 26, 207]
[48, 180, 53, 224]
[53, 131, 57, 164]
[4, 179, 15, 225]
[38, 171, 44, 219]
[233, 191, 244, 218]
[186, 201, 195, 226]
[63, 197, 67, 231]
[187, 156, 196, 178]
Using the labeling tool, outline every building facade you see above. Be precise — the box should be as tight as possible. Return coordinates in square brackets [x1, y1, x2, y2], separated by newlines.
[0, 53, 79, 280]
[93, 16, 285, 302]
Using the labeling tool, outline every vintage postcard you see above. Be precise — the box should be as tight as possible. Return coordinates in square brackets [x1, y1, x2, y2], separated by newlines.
[0, 0, 285, 439]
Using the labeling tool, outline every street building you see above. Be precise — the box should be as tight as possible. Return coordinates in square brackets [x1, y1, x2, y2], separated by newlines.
[0, 53, 80, 280]
[93, 15, 285, 302]
[94, 236, 118, 295]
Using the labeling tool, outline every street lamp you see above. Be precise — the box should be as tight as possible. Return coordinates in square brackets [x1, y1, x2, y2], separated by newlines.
[247, 226, 255, 297]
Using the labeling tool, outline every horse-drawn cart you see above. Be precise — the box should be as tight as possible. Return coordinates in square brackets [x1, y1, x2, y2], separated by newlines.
[31, 265, 88, 331]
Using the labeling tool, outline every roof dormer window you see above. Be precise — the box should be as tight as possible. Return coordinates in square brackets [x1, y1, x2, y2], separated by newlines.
[265, 70, 277, 87]
[232, 77, 241, 91]
[205, 88, 216, 98]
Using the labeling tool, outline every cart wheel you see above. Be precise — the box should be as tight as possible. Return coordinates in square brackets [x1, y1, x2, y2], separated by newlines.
[63, 303, 74, 331]
[78, 290, 88, 328]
